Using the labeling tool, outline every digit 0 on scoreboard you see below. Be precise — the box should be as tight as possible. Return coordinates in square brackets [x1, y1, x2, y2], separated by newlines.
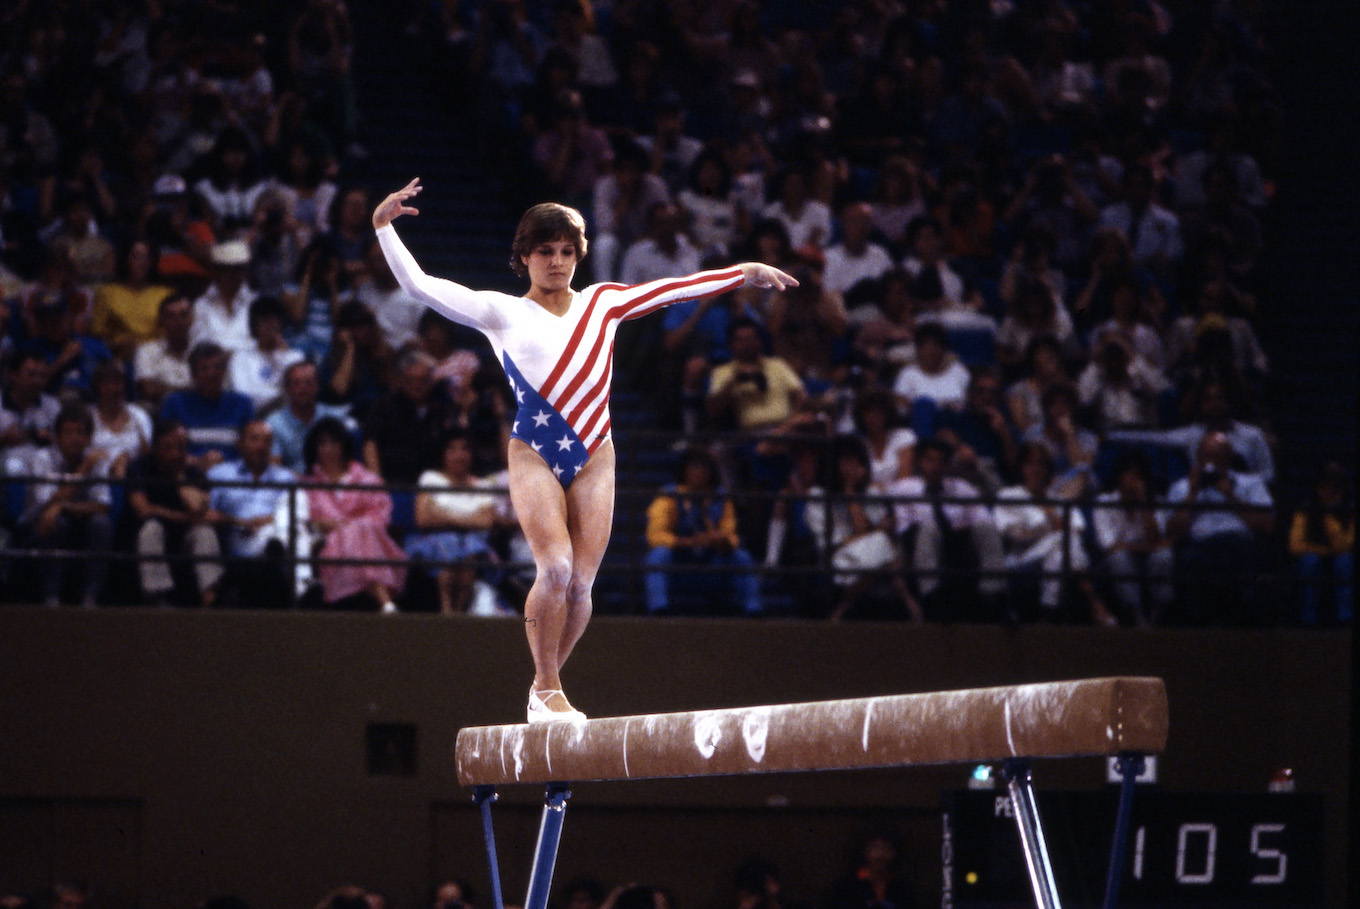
[941, 790, 1323, 907]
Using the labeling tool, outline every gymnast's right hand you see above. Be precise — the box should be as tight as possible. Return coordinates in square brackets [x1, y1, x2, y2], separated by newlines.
[372, 178, 422, 229]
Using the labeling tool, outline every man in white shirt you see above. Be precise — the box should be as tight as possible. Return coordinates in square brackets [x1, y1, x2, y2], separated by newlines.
[892, 322, 972, 412]
[1098, 164, 1182, 276]
[823, 202, 894, 298]
[189, 238, 258, 352]
[358, 236, 427, 350]
[133, 292, 195, 407]
[619, 202, 702, 286]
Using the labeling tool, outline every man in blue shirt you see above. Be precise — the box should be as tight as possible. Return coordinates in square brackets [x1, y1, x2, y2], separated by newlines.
[160, 341, 253, 469]
[206, 419, 309, 606]
[266, 360, 352, 471]
[1165, 431, 1273, 626]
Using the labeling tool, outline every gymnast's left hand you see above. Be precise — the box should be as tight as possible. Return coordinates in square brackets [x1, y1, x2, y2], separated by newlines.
[372, 178, 423, 229]
[740, 262, 800, 291]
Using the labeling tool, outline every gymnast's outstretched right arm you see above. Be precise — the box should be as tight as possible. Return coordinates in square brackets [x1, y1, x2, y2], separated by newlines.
[373, 179, 509, 334]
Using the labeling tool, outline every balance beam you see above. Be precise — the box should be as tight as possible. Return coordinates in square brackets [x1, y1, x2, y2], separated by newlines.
[455, 676, 1167, 787]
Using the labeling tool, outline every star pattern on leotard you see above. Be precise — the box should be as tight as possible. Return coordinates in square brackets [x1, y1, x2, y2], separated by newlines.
[502, 355, 587, 487]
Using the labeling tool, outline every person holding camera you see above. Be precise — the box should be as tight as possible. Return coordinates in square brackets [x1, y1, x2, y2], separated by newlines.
[706, 317, 807, 433]
[1165, 431, 1273, 625]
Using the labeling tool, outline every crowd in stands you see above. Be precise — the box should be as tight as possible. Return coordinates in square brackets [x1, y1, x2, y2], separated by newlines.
[0, 1, 1352, 626]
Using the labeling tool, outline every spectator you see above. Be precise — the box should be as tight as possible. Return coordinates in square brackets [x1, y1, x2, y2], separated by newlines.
[1091, 449, 1174, 626]
[637, 93, 704, 195]
[44, 196, 116, 289]
[190, 239, 259, 353]
[823, 202, 894, 299]
[935, 366, 1019, 495]
[141, 173, 215, 288]
[227, 295, 306, 413]
[888, 438, 1006, 621]
[1163, 279, 1267, 387]
[324, 186, 375, 292]
[1001, 154, 1099, 271]
[1086, 273, 1166, 371]
[852, 388, 916, 487]
[192, 125, 268, 235]
[900, 217, 988, 324]
[1097, 163, 1183, 278]
[406, 429, 515, 616]
[824, 829, 916, 909]
[245, 188, 306, 298]
[1076, 332, 1171, 431]
[160, 341, 255, 469]
[995, 276, 1080, 370]
[267, 360, 352, 472]
[133, 292, 195, 407]
[803, 437, 917, 622]
[417, 310, 483, 391]
[1165, 431, 1274, 626]
[207, 419, 308, 607]
[1005, 335, 1069, 437]
[321, 299, 393, 420]
[1019, 383, 1098, 499]
[358, 236, 429, 352]
[91, 240, 173, 359]
[866, 156, 929, 256]
[531, 87, 613, 212]
[124, 418, 223, 607]
[282, 238, 348, 365]
[619, 202, 701, 287]
[304, 416, 407, 613]
[761, 166, 832, 253]
[644, 446, 762, 617]
[999, 222, 1066, 316]
[269, 135, 338, 248]
[590, 140, 670, 284]
[675, 146, 742, 261]
[892, 322, 971, 413]
[1108, 376, 1275, 484]
[22, 290, 113, 397]
[1, 349, 61, 476]
[363, 349, 459, 485]
[89, 360, 152, 478]
[764, 262, 848, 385]
[706, 318, 807, 433]
[1287, 462, 1353, 626]
[19, 403, 113, 608]
[994, 442, 1114, 624]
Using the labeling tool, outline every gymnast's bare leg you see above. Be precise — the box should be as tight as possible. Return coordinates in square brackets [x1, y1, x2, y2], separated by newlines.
[508, 437, 615, 718]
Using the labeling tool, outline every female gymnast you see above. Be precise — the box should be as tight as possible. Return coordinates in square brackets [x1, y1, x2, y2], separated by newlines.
[373, 179, 797, 722]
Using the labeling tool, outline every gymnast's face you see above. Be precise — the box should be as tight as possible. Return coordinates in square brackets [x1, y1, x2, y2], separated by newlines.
[523, 238, 578, 293]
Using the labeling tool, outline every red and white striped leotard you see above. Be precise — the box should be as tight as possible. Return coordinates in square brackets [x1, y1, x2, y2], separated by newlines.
[377, 223, 744, 486]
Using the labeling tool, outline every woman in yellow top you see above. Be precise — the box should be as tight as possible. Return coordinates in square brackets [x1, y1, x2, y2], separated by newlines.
[92, 241, 173, 360]
[1287, 462, 1353, 626]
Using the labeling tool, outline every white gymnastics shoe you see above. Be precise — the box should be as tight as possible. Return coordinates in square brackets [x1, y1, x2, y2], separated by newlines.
[527, 687, 587, 724]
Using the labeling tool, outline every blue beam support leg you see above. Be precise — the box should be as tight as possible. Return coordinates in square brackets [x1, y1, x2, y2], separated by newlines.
[1102, 753, 1145, 909]
[525, 783, 572, 909]
[473, 786, 505, 909]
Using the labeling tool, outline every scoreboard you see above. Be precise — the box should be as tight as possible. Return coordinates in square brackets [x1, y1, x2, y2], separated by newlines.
[940, 789, 1324, 908]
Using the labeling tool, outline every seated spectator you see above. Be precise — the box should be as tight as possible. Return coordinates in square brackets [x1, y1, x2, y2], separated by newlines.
[1165, 431, 1274, 626]
[324, 187, 377, 293]
[1287, 462, 1353, 627]
[304, 416, 407, 612]
[590, 140, 669, 283]
[637, 92, 704, 195]
[999, 222, 1067, 316]
[1108, 376, 1275, 484]
[761, 165, 833, 254]
[206, 419, 309, 607]
[141, 174, 216, 288]
[160, 341, 255, 469]
[269, 136, 338, 249]
[1086, 274, 1166, 370]
[995, 277, 1080, 370]
[823, 202, 894, 299]
[1, 349, 61, 476]
[867, 156, 929, 256]
[406, 430, 515, 616]
[1005, 335, 1070, 437]
[22, 290, 113, 398]
[901, 217, 992, 329]
[1076, 332, 1171, 431]
[44, 196, 116, 289]
[644, 447, 761, 617]
[892, 323, 971, 413]
[706, 318, 807, 434]
[89, 361, 152, 478]
[675, 146, 742, 262]
[1071, 226, 1164, 333]
[358, 236, 428, 352]
[852, 388, 916, 487]
[1097, 163, 1182, 279]
[416, 310, 483, 390]
[1002, 154, 1100, 272]
[190, 239, 259, 353]
[91, 241, 173, 360]
[619, 202, 701, 286]
[363, 350, 459, 485]
[764, 262, 848, 386]
[124, 418, 223, 607]
[994, 442, 1115, 625]
[133, 292, 195, 408]
[245, 189, 306, 298]
[824, 829, 916, 909]
[267, 360, 353, 472]
[1020, 383, 1098, 499]
[935, 366, 1019, 495]
[321, 300, 393, 420]
[280, 239, 345, 364]
[803, 437, 918, 622]
[19, 403, 113, 608]
[888, 438, 1006, 621]
[1091, 449, 1173, 626]
[227, 295, 306, 413]
[192, 125, 268, 236]
[1163, 280, 1267, 387]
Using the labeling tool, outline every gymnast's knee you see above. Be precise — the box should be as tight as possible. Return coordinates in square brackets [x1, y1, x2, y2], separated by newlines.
[534, 556, 574, 596]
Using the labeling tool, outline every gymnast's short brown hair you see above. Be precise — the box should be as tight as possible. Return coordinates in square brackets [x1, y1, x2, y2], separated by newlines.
[509, 203, 588, 277]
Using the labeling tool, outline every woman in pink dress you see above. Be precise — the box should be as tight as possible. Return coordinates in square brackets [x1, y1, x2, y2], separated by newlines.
[304, 416, 407, 611]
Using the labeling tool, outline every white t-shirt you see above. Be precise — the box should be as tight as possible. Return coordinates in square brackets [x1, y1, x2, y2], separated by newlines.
[893, 359, 972, 410]
[92, 402, 154, 465]
[866, 427, 918, 487]
[823, 242, 894, 296]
